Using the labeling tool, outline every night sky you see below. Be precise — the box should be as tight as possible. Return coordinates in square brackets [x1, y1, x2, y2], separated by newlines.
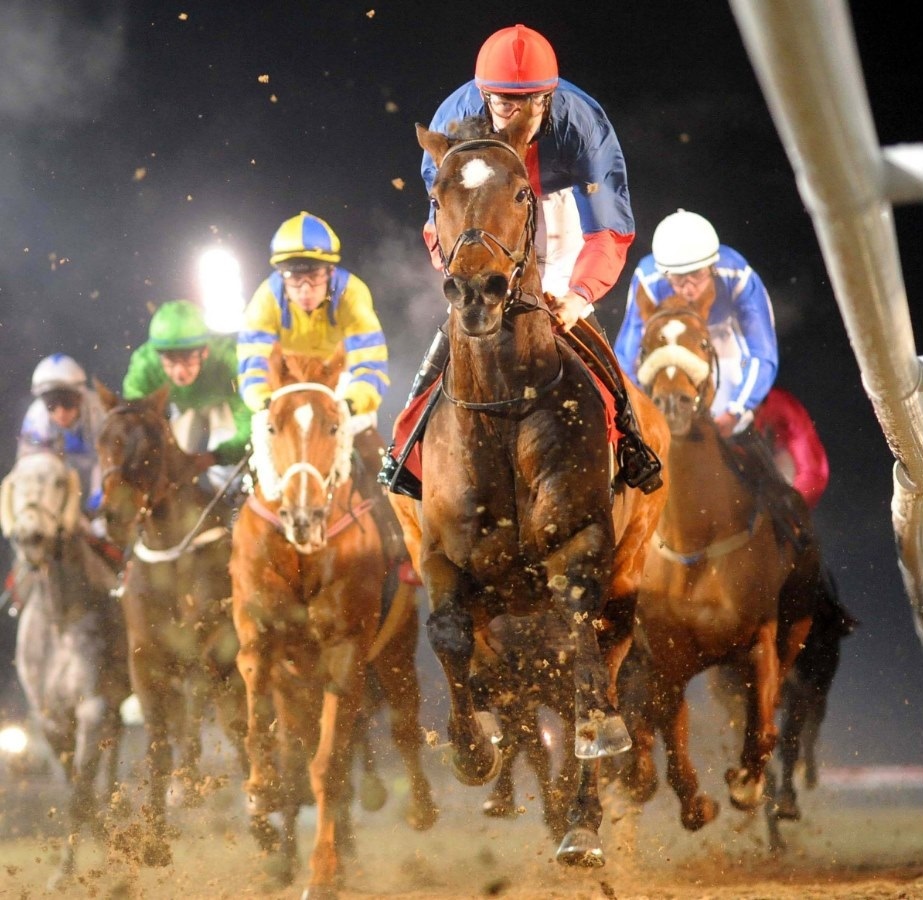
[1, 1, 921, 766]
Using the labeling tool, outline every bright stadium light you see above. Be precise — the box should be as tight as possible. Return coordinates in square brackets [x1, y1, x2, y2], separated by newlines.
[198, 246, 245, 334]
[0, 724, 29, 756]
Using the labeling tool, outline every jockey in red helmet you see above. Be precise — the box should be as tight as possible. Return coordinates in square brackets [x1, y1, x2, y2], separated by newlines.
[381, 25, 662, 498]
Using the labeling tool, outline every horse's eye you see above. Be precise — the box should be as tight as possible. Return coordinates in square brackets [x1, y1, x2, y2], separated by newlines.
[266, 422, 276, 435]
[515, 187, 530, 203]
[329, 424, 339, 436]
[700, 339, 710, 352]
[430, 196, 440, 211]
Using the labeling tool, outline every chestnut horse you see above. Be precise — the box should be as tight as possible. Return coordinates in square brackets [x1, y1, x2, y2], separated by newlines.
[95, 383, 247, 865]
[231, 346, 436, 898]
[395, 114, 669, 867]
[619, 287, 821, 830]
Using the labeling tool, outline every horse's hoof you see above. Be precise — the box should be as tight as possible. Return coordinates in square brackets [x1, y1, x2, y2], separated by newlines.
[405, 795, 439, 831]
[451, 740, 502, 787]
[555, 827, 605, 868]
[575, 714, 632, 759]
[300, 884, 338, 900]
[482, 794, 516, 818]
[771, 791, 801, 821]
[262, 850, 295, 886]
[680, 794, 719, 831]
[725, 767, 766, 811]
[359, 772, 388, 812]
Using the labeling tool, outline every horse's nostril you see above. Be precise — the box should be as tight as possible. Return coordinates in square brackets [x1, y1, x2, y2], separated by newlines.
[443, 277, 462, 303]
[483, 273, 509, 300]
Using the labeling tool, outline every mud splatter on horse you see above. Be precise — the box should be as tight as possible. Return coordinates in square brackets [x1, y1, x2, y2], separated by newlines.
[0, 451, 130, 887]
[618, 288, 822, 830]
[391, 112, 669, 867]
[95, 383, 247, 866]
[231, 345, 436, 898]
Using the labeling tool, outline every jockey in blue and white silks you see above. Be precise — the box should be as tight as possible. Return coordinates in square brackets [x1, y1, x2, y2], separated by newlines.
[615, 243, 778, 425]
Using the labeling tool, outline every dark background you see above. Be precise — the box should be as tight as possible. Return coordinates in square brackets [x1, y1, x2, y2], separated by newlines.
[1, 1, 921, 766]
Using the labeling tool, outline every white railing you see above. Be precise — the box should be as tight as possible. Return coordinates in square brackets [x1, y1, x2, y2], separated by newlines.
[728, 0, 923, 644]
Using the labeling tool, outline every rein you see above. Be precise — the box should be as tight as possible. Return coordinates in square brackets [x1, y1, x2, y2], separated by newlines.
[246, 492, 376, 546]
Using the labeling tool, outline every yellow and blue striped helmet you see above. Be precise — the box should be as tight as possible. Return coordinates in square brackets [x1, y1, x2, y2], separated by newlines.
[269, 211, 341, 267]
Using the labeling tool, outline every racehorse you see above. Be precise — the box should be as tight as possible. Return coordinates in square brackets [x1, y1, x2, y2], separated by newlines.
[94, 382, 247, 865]
[231, 345, 437, 898]
[393, 112, 670, 867]
[620, 286, 822, 830]
[710, 570, 858, 851]
[0, 451, 131, 888]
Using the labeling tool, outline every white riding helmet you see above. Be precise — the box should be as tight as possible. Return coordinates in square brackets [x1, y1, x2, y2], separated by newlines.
[31, 353, 87, 397]
[652, 209, 720, 274]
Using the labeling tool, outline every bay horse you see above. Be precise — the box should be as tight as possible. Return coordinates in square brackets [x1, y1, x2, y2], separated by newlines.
[620, 286, 822, 830]
[231, 345, 437, 898]
[395, 112, 669, 867]
[94, 382, 247, 865]
[0, 451, 131, 888]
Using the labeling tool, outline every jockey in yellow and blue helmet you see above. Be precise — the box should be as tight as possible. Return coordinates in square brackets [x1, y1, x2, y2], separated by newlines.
[237, 211, 389, 414]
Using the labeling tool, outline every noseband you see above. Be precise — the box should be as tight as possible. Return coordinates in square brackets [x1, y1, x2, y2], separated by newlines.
[637, 306, 720, 415]
[251, 382, 353, 508]
[433, 138, 537, 303]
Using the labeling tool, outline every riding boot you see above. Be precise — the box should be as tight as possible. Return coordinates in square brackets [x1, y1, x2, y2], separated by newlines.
[728, 426, 812, 552]
[353, 427, 410, 565]
[571, 314, 663, 494]
[377, 327, 450, 499]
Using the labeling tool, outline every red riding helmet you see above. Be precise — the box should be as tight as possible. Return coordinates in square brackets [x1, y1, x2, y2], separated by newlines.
[474, 24, 558, 94]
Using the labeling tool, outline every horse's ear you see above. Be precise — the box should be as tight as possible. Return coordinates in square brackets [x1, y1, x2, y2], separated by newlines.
[268, 342, 286, 389]
[501, 108, 532, 162]
[0, 471, 15, 538]
[635, 283, 658, 322]
[95, 378, 119, 411]
[328, 344, 347, 381]
[149, 384, 172, 418]
[416, 124, 450, 167]
[60, 468, 83, 535]
[692, 279, 717, 321]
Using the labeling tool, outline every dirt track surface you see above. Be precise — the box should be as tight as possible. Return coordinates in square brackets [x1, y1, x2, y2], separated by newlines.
[2, 727, 922, 900]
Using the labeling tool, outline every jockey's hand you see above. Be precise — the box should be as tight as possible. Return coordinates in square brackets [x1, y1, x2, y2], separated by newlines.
[714, 411, 740, 439]
[548, 290, 590, 332]
[191, 451, 217, 474]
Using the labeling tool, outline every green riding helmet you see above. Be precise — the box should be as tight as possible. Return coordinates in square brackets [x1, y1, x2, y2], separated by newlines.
[149, 300, 210, 351]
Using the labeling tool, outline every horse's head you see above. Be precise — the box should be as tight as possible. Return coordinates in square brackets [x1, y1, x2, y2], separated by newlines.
[251, 344, 353, 553]
[95, 380, 176, 545]
[0, 452, 82, 569]
[635, 286, 718, 437]
[417, 113, 538, 337]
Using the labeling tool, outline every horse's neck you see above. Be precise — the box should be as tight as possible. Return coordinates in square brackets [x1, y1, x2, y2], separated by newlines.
[660, 421, 756, 538]
[448, 302, 557, 401]
[40, 537, 110, 618]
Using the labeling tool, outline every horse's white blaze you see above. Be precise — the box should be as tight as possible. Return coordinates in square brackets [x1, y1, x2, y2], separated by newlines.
[662, 319, 687, 343]
[461, 157, 495, 189]
[295, 405, 314, 507]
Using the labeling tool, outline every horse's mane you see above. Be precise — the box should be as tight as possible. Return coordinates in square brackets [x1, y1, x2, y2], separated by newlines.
[445, 115, 495, 142]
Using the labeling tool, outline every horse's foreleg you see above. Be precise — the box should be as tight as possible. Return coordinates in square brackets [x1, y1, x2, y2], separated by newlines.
[547, 567, 628, 759]
[372, 608, 438, 830]
[727, 623, 779, 810]
[556, 758, 605, 867]
[426, 561, 500, 787]
[303, 689, 360, 899]
[660, 690, 719, 831]
[234, 610, 282, 814]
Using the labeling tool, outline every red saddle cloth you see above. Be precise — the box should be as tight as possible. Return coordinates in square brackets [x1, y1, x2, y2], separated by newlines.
[389, 369, 621, 485]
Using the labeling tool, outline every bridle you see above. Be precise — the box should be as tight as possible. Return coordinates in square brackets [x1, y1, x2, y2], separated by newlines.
[250, 381, 353, 512]
[637, 306, 720, 416]
[432, 138, 537, 306]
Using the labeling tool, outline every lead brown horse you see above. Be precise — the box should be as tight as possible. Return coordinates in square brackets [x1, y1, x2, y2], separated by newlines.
[95, 383, 247, 865]
[394, 113, 669, 867]
[619, 286, 822, 830]
[231, 345, 436, 899]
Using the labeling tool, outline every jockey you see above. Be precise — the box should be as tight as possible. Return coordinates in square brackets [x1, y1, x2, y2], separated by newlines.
[122, 299, 251, 498]
[18, 353, 107, 518]
[237, 212, 407, 565]
[614, 208, 824, 544]
[379, 23, 660, 498]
